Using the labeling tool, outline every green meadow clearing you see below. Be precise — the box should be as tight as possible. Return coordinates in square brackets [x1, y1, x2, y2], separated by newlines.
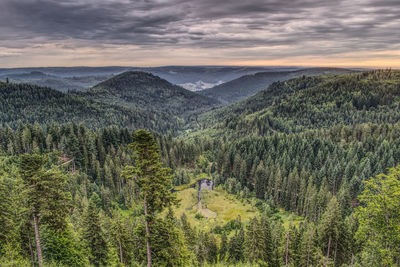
[172, 179, 303, 232]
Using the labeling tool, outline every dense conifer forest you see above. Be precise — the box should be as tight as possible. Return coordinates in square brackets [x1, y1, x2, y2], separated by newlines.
[198, 68, 352, 104]
[0, 69, 399, 266]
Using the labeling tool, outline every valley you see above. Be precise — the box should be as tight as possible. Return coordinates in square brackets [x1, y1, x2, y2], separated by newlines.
[2, 1, 399, 266]
[0, 68, 399, 266]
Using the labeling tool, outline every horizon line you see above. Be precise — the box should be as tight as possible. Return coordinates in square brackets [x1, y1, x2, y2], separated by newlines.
[2, 64, 397, 70]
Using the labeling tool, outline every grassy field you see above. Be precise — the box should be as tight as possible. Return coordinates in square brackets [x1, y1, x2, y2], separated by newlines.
[174, 187, 258, 230]
[172, 184, 304, 233]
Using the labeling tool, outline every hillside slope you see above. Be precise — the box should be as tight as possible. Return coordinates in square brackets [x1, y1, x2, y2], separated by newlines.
[0, 82, 180, 132]
[192, 70, 400, 137]
[199, 67, 354, 104]
[78, 71, 219, 116]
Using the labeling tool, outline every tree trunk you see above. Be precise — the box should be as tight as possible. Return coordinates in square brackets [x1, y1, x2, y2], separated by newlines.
[305, 197, 309, 218]
[33, 213, 42, 267]
[334, 239, 338, 265]
[324, 236, 331, 267]
[306, 229, 313, 267]
[144, 196, 152, 267]
[28, 234, 35, 264]
[285, 231, 290, 266]
[119, 237, 123, 264]
[351, 254, 354, 267]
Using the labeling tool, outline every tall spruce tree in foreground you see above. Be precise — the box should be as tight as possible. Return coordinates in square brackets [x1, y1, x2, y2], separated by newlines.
[124, 130, 177, 267]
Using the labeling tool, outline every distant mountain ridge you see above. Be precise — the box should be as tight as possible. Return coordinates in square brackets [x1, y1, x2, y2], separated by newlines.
[0, 71, 112, 92]
[199, 67, 355, 104]
[0, 66, 301, 92]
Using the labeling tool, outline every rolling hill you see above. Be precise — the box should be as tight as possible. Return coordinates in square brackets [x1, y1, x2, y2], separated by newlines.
[0, 71, 220, 133]
[199, 67, 355, 104]
[191, 69, 400, 137]
[78, 71, 219, 116]
[145, 66, 299, 91]
[0, 82, 181, 132]
[0, 66, 301, 92]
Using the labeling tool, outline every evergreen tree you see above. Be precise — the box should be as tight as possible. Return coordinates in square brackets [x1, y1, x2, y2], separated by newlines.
[20, 154, 71, 267]
[219, 232, 228, 262]
[109, 209, 132, 265]
[123, 130, 177, 267]
[180, 213, 197, 251]
[298, 222, 317, 267]
[228, 227, 245, 263]
[83, 195, 109, 266]
[247, 216, 274, 266]
[317, 197, 348, 266]
[133, 214, 191, 266]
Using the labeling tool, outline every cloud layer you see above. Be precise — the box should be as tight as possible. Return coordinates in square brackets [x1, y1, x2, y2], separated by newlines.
[0, 0, 399, 67]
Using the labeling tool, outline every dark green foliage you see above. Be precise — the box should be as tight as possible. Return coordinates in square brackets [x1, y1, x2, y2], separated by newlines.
[109, 210, 134, 265]
[199, 67, 352, 104]
[195, 231, 218, 265]
[83, 197, 109, 266]
[133, 216, 191, 266]
[0, 81, 181, 133]
[208, 121, 400, 221]
[197, 69, 400, 137]
[41, 227, 87, 266]
[0, 70, 400, 266]
[317, 197, 349, 266]
[228, 227, 245, 263]
[80, 71, 219, 116]
[20, 154, 71, 232]
[180, 213, 197, 250]
[244, 216, 274, 266]
[125, 130, 188, 266]
[219, 232, 228, 262]
[125, 130, 177, 215]
[298, 222, 318, 266]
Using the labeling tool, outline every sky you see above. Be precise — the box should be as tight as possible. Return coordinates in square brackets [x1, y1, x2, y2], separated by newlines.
[0, 0, 399, 68]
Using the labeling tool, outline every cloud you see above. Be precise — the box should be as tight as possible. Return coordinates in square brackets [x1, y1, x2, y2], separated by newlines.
[0, 0, 399, 67]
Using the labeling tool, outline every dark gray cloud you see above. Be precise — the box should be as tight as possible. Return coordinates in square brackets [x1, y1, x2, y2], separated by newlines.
[0, 0, 399, 66]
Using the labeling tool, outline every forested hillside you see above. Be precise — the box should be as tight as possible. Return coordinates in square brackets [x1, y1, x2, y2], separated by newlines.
[77, 71, 219, 115]
[0, 70, 399, 266]
[199, 68, 353, 104]
[0, 66, 284, 92]
[194, 69, 400, 137]
[0, 82, 181, 133]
